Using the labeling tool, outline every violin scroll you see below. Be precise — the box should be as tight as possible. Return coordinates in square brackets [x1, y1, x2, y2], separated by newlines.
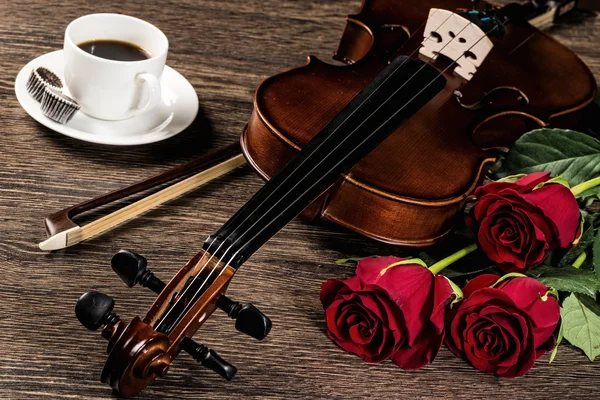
[75, 292, 173, 396]
[75, 289, 237, 396]
[76, 250, 272, 397]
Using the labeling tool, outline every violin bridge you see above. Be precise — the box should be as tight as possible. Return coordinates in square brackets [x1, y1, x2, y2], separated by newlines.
[419, 8, 494, 81]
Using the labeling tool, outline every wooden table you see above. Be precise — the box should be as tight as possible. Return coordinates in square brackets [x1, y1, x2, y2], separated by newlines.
[1, 1, 599, 399]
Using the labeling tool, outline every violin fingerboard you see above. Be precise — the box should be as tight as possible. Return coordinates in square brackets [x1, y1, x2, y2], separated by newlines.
[205, 55, 446, 268]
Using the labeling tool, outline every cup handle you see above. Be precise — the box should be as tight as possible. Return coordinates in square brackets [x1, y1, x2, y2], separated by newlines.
[133, 72, 161, 114]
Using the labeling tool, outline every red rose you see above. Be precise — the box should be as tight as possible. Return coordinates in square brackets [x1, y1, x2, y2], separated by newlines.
[466, 172, 580, 272]
[320, 256, 455, 369]
[446, 274, 559, 377]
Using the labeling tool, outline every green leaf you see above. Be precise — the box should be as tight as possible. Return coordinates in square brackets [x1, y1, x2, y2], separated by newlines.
[572, 215, 585, 247]
[529, 265, 600, 297]
[440, 265, 495, 278]
[561, 293, 600, 362]
[559, 225, 596, 267]
[490, 272, 527, 287]
[576, 185, 600, 201]
[496, 174, 527, 183]
[417, 251, 438, 266]
[549, 320, 564, 363]
[534, 175, 571, 189]
[335, 257, 364, 266]
[594, 231, 600, 277]
[442, 276, 464, 308]
[497, 129, 600, 186]
[380, 258, 429, 275]
[580, 209, 594, 223]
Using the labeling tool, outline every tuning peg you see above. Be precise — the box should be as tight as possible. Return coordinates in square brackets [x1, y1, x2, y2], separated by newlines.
[180, 337, 237, 380]
[111, 250, 270, 339]
[216, 295, 272, 340]
[111, 250, 166, 294]
[76, 291, 120, 331]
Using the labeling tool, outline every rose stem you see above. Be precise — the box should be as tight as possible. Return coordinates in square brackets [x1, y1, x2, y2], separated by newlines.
[570, 176, 600, 196]
[428, 244, 478, 275]
[572, 251, 587, 269]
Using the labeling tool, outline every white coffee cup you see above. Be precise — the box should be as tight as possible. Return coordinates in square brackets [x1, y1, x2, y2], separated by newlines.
[63, 14, 168, 121]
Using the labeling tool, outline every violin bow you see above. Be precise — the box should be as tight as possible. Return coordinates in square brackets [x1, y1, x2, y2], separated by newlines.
[39, 143, 246, 251]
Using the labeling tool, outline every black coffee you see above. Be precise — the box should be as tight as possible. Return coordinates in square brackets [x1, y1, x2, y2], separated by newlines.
[77, 40, 152, 62]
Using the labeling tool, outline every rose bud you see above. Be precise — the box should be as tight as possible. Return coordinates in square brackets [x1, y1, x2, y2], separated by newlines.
[445, 274, 559, 378]
[466, 172, 580, 272]
[320, 256, 456, 369]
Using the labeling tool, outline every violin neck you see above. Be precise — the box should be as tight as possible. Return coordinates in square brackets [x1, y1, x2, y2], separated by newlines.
[203, 55, 446, 268]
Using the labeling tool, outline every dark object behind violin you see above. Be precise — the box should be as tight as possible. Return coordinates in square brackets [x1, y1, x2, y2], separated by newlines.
[243, 0, 596, 246]
[74, 1, 596, 397]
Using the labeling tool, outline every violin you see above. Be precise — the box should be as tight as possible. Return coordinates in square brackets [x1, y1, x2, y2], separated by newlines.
[72, 1, 596, 397]
[40, 0, 594, 251]
[243, 0, 595, 247]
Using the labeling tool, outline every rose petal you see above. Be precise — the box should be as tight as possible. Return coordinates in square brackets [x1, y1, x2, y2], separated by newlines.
[357, 263, 437, 345]
[359, 288, 406, 343]
[462, 274, 500, 298]
[320, 277, 362, 307]
[513, 172, 552, 190]
[535, 335, 556, 359]
[521, 183, 580, 248]
[499, 331, 536, 378]
[429, 275, 454, 332]
[474, 172, 550, 198]
[446, 309, 467, 354]
[478, 308, 526, 367]
[355, 256, 407, 286]
[497, 277, 560, 347]
[390, 324, 444, 369]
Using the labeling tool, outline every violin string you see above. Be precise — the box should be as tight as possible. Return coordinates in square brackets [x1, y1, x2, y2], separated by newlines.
[217, 23, 499, 279]
[159, 14, 489, 333]
[158, 15, 494, 332]
[160, 19, 487, 334]
[200, 8, 448, 250]
[153, 9, 451, 330]
[169, 21, 494, 333]
[155, 12, 467, 333]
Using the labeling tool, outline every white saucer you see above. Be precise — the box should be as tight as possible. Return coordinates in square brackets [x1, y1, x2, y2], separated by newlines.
[15, 50, 199, 146]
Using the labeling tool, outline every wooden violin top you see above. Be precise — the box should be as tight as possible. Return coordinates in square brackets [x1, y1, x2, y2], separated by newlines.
[241, 0, 596, 245]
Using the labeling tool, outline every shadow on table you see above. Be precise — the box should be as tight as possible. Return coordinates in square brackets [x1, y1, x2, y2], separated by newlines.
[35, 100, 229, 167]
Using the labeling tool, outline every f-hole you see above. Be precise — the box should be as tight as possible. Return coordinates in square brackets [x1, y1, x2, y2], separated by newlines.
[378, 24, 411, 58]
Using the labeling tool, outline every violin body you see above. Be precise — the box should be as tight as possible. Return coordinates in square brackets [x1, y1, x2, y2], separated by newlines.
[242, 0, 596, 246]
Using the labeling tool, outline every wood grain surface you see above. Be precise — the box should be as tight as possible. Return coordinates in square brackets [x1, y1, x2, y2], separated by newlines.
[1, 1, 599, 399]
